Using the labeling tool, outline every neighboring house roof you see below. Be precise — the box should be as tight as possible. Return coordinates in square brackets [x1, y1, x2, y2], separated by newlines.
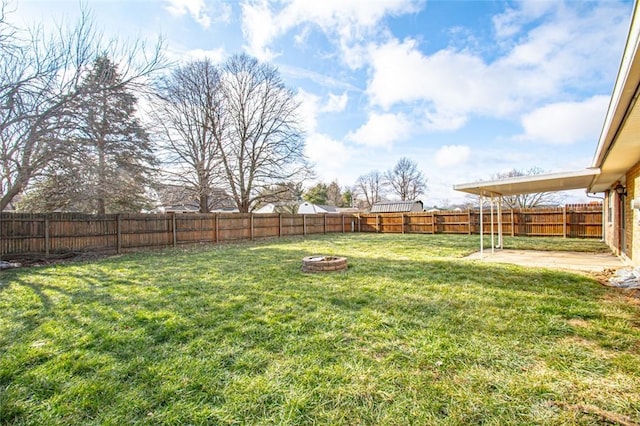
[370, 201, 423, 213]
[316, 204, 338, 213]
[297, 202, 339, 214]
[1, 194, 22, 212]
[155, 184, 236, 213]
[253, 202, 298, 214]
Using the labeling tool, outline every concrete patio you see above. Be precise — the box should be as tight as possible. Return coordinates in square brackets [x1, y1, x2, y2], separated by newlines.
[465, 249, 625, 273]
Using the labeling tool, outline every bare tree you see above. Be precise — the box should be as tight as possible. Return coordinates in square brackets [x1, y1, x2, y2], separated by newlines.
[355, 170, 386, 209]
[492, 167, 563, 208]
[219, 54, 311, 212]
[326, 180, 343, 206]
[254, 181, 303, 213]
[385, 157, 427, 201]
[153, 60, 224, 213]
[0, 2, 164, 211]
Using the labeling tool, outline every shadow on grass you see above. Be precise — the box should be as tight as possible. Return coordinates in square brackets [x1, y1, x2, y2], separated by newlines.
[0, 235, 637, 425]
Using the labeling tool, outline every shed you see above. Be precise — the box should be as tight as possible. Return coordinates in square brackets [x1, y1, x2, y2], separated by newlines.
[370, 201, 423, 213]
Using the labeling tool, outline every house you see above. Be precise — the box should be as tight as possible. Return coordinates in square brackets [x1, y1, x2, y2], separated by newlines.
[154, 184, 237, 213]
[1, 194, 22, 212]
[454, 1, 640, 267]
[370, 200, 423, 213]
[253, 202, 298, 214]
[297, 202, 339, 214]
[588, 1, 640, 266]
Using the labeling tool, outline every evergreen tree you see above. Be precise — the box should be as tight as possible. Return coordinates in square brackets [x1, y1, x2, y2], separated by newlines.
[303, 183, 328, 205]
[341, 189, 353, 208]
[23, 56, 156, 213]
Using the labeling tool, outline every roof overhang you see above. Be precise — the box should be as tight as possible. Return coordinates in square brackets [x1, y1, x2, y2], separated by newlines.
[454, 169, 601, 197]
[590, 1, 640, 193]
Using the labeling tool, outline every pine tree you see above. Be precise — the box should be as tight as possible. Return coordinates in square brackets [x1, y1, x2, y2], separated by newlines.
[23, 56, 156, 213]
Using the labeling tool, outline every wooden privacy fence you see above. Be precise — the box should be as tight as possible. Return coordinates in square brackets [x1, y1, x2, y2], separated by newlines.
[0, 213, 356, 258]
[357, 204, 602, 238]
[0, 204, 602, 259]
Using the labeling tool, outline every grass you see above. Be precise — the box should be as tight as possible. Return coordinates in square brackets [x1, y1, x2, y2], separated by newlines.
[0, 234, 638, 425]
[498, 235, 612, 253]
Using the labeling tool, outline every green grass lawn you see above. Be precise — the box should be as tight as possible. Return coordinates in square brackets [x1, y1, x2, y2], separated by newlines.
[1, 234, 638, 425]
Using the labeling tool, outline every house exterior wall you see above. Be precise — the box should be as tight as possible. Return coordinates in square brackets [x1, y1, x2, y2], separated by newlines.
[604, 160, 640, 266]
[627, 160, 640, 266]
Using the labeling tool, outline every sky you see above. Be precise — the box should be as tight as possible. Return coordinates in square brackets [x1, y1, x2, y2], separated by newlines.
[9, 0, 635, 207]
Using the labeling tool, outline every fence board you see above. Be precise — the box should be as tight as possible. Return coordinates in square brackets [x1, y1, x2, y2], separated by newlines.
[356, 204, 602, 239]
[0, 205, 601, 259]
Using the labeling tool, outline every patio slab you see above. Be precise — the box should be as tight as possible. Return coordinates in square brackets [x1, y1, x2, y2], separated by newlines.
[464, 249, 625, 273]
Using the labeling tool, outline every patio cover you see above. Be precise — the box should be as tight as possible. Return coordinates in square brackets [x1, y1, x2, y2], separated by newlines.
[453, 168, 601, 197]
[453, 168, 602, 258]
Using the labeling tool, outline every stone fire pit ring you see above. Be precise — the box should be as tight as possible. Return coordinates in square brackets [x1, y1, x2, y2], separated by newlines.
[302, 255, 348, 273]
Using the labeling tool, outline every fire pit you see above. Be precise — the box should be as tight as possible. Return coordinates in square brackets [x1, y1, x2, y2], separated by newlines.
[302, 255, 348, 273]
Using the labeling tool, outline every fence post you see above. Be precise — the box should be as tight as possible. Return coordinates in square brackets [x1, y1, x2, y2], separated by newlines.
[45, 216, 50, 258]
[323, 214, 327, 234]
[250, 214, 254, 240]
[342, 214, 345, 233]
[172, 214, 177, 247]
[303, 215, 307, 236]
[401, 213, 405, 234]
[278, 213, 282, 238]
[117, 214, 122, 254]
[215, 214, 219, 243]
[511, 209, 515, 237]
[467, 209, 471, 235]
[432, 212, 436, 234]
[357, 214, 361, 233]
[377, 214, 381, 233]
[563, 205, 567, 238]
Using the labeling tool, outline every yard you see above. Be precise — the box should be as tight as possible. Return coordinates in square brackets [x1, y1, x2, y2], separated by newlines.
[0, 234, 638, 425]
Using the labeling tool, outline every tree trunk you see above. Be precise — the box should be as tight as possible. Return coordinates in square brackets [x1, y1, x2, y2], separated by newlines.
[199, 193, 209, 213]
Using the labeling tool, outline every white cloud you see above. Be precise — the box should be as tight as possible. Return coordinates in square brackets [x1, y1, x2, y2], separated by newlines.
[304, 133, 350, 180]
[296, 89, 351, 179]
[519, 95, 609, 145]
[322, 92, 348, 113]
[295, 89, 321, 133]
[278, 64, 360, 91]
[165, 0, 216, 29]
[240, 0, 280, 61]
[179, 47, 226, 63]
[492, 1, 556, 38]
[240, 0, 423, 67]
[423, 110, 467, 132]
[366, 39, 514, 117]
[296, 89, 350, 130]
[347, 112, 412, 148]
[365, 2, 629, 129]
[435, 145, 471, 168]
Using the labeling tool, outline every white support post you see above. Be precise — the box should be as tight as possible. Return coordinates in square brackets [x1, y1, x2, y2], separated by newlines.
[479, 194, 484, 258]
[497, 196, 503, 249]
[490, 195, 495, 254]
